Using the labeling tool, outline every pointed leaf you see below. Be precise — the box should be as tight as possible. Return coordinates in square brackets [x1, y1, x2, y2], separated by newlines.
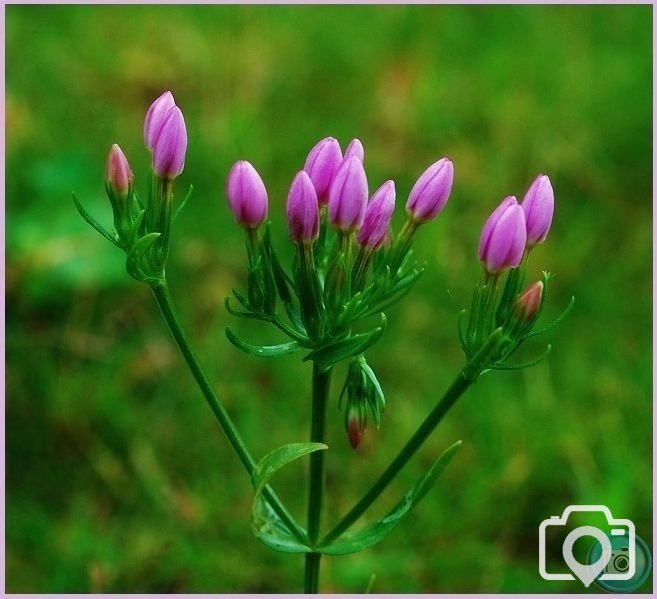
[304, 315, 387, 371]
[318, 441, 461, 555]
[72, 193, 121, 248]
[251, 495, 312, 553]
[173, 184, 193, 220]
[225, 328, 303, 357]
[252, 442, 328, 494]
[250, 442, 327, 554]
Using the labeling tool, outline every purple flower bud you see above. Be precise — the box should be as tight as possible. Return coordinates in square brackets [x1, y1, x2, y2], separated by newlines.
[478, 196, 527, 273]
[405, 157, 454, 222]
[357, 180, 396, 250]
[144, 91, 176, 150]
[226, 161, 269, 229]
[304, 137, 343, 205]
[286, 171, 320, 242]
[328, 156, 368, 232]
[522, 174, 554, 246]
[151, 106, 187, 179]
[106, 144, 133, 196]
[344, 138, 364, 162]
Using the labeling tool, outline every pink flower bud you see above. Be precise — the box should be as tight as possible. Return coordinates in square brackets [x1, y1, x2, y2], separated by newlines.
[226, 161, 269, 229]
[357, 180, 396, 250]
[303, 137, 343, 205]
[522, 174, 554, 246]
[105, 144, 133, 196]
[286, 171, 319, 242]
[328, 156, 369, 232]
[144, 91, 176, 150]
[513, 281, 544, 324]
[405, 157, 454, 221]
[151, 106, 187, 179]
[478, 196, 527, 273]
[344, 138, 364, 162]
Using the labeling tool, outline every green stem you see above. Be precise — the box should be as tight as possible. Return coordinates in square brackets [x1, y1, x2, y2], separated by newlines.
[304, 363, 332, 593]
[321, 331, 503, 546]
[151, 281, 306, 543]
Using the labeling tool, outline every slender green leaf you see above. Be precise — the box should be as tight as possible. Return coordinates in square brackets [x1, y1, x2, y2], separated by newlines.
[317, 441, 461, 555]
[225, 328, 303, 357]
[252, 442, 328, 494]
[251, 495, 312, 553]
[250, 442, 327, 554]
[72, 193, 121, 248]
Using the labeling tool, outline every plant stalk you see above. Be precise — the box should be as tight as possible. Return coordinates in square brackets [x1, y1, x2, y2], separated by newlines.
[151, 281, 306, 543]
[304, 362, 332, 593]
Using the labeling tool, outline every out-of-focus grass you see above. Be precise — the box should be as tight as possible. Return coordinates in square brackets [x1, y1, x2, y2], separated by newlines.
[6, 5, 652, 593]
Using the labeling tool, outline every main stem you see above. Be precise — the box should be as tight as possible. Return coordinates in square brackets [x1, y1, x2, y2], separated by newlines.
[151, 281, 305, 543]
[304, 363, 332, 593]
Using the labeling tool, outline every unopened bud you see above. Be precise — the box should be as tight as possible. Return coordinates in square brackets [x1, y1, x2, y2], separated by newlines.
[286, 170, 319, 242]
[478, 196, 527, 273]
[328, 156, 368, 231]
[304, 137, 343, 206]
[151, 105, 187, 179]
[512, 281, 544, 325]
[226, 161, 269, 229]
[106, 144, 133, 197]
[522, 174, 554, 246]
[346, 401, 366, 449]
[357, 180, 396, 250]
[405, 157, 454, 222]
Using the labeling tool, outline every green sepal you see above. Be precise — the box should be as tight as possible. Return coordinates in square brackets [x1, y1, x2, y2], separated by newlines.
[525, 295, 575, 339]
[250, 442, 327, 554]
[495, 266, 524, 327]
[125, 232, 163, 284]
[72, 193, 121, 248]
[225, 328, 304, 357]
[173, 184, 193, 221]
[317, 440, 461, 555]
[224, 297, 269, 321]
[304, 315, 387, 372]
[360, 357, 385, 426]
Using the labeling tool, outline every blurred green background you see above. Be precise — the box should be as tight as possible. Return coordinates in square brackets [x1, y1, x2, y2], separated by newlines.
[6, 4, 652, 593]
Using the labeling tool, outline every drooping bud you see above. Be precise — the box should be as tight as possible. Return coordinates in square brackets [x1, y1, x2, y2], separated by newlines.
[357, 180, 396, 250]
[478, 196, 527, 273]
[405, 157, 454, 222]
[106, 144, 133, 197]
[346, 401, 366, 449]
[144, 91, 176, 150]
[328, 156, 368, 231]
[151, 106, 187, 179]
[287, 171, 320, 242]
[344, 138, 364, 162]
[304, 137, 343, 205]
[226, 161, 269, 229]
[522, 174, 554, 246]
